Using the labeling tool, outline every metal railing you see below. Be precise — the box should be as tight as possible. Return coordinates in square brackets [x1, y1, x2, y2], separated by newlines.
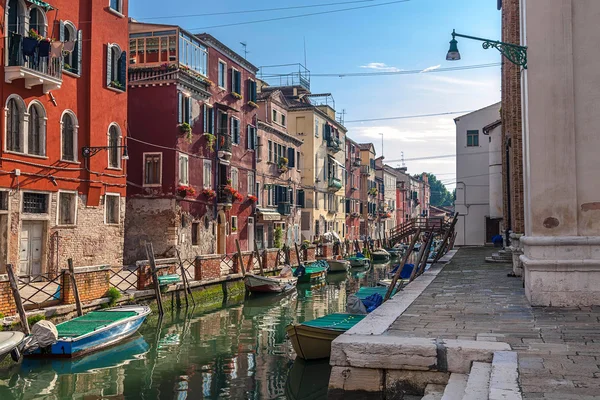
[17, 271, 64, 310]
[6, 33, 62, 80]
[217, 184, 233, 205]
[110, 265, 141, 293]
[277, 202, 291, 216]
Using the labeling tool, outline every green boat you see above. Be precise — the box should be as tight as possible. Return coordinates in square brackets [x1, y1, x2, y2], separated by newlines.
[354, 286, 398, 300]
[157, 274, 181, 286]
[293, 263, 328, 283]
[286, 313, 366, 360]
[347, 255, 369, 268]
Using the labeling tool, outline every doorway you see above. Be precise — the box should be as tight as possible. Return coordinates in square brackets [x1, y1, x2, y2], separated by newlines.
[217, 211, 226, 254]
[256, 225, 264, 249]
[485, 217, 501, 243]
[20, 221, 44, 276]
[248, 217, 254, 251]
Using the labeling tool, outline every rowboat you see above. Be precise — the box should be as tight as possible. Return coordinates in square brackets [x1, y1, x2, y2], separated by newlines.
[0, 331, 25, 362]
[387, 263, 415, 279]
[27, 305, 151, 358]
[286, 313, 366, 360]
[326, 259, 350, 272]
[244, 273, 298, 294]
[293, 263, 328, 283]
[346, 255, 370, 267]
[371, 248, 391, 263]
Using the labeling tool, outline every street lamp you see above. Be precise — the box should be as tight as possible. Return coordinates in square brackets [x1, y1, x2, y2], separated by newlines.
[82, 145, 129, 160]
[446, 29, 528, 69]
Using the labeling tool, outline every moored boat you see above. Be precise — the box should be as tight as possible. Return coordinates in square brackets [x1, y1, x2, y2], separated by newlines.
[293, 262, 328, 283]
[286, 313, 366, 360]
[347, 255, 370, 267]
[326, 259, 350, 272]
[26, 305, 151, 358]
[244, 273, 298, 294]
[371, 248, 391, 263]
[0, 331, 25, 362]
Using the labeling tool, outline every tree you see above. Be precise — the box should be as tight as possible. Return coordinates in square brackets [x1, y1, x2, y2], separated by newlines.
[426, 173, 454, 207]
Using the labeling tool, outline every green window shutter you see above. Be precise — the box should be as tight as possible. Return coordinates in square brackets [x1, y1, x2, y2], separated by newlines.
[247, 125, 251, 149]
[106, 44, 112, 86]
[287, 147, 295, 168]
[253, 127, 257, 150]
[203, 105, 208, 133]
[178, 92, 183, 124]
[119, 50, 127, 89]
[186, 96, 192, 124]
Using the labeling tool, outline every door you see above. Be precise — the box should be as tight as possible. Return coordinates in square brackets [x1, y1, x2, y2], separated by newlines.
[20, 221, 43, 276]
[256, 225, 264, 250]
[248, 217, 254, 251]
[217, 211, 226, 254]
[485, 217, 501, 243]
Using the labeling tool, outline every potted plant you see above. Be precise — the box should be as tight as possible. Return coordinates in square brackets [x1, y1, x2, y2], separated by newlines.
[224, 184, 236, 195]
[177, 185, 196, 198]
[231, 226, 238, 232]
[231, 92, 242, 100]
[278, 157, 289, 173]
[247, 194, 258, 202]
[202, 188, 216, 199]
[368, 187, 378, 196]
[247, 101, 259, 109]
[203, 133, 216, 151]
[233, 192, 244, 202]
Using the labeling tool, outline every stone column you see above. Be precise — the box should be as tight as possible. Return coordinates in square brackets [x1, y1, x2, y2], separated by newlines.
[520, 0, 600, 306]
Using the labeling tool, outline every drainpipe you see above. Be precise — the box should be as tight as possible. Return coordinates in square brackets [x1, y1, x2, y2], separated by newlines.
[505, 138, 512, 247]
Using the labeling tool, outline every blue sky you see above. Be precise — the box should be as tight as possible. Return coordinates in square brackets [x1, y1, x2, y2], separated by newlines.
[130, 0, 502, 189]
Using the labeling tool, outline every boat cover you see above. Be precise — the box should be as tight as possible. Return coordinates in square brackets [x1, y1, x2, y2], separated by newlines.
[302, 313, 366, 331]
[57, 311, 137, 337]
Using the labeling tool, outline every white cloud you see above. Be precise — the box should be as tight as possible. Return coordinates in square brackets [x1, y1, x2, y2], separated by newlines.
[359, 62, 402, 72]
[420, 64, 441, 73]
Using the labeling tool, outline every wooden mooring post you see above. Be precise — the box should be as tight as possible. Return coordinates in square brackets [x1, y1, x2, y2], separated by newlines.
[67, 258, 83, 317]
[294, 242, 302, 267]
[145, 242, 164, 316]
[235, 239, 246, 276]
[385, 228, 421, 302]
[175, 249, 194, 307]
[254, 240, 265, 275]
[6, 264, 29, 335]
[415, 232, 435, 278]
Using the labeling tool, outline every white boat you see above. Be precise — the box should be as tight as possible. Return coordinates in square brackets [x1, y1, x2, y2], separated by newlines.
[0, 331, 26, 362]
[244, 274, 298, 294]
[326, 259, 350, 272]
[371, 248, 391, 263]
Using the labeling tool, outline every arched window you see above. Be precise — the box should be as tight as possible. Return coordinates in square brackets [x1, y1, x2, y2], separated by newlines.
[27, 102, 46, 156]
[108, 124, 121, 168]
[107, 44, 126, 91]
[29, 7, 46, 37]
[61, 111, 78, 161]
[7, 0, 26, 35]
[6, 96, 25, 152]
[61, 21, 80, 74]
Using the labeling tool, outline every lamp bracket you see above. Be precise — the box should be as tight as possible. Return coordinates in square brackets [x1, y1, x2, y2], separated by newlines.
[452, 31, 528, 69]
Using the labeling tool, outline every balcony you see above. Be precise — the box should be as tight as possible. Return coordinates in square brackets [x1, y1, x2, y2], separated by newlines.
[328, 177, 343, 192]
[326, 137, 342, 153]
[353, 159, 362, 167]
[361, 165, 373, 175]
[5, 34, 62, 94]
[217, 133, 232, 161]
[277, 202, 291, 216]
[128, 65, 211, 98]
[350, 212, 360, 218]
[217, 185, 233, 207]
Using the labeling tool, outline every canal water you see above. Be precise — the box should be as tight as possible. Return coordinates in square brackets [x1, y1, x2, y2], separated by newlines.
[0, 262, 393, 400]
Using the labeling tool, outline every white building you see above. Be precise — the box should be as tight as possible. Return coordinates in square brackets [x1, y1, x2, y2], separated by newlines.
[454, 102, 502, 246]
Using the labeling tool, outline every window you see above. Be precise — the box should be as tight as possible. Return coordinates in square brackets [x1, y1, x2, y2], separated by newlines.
[267, 186, 273, 206]
[203, 104, 213, 134]
[6, 96, 25, 153]
[109, 0, 123, 14]
[272, 110, 277, 123]
[57, 192, 77, 225]
[248, 172, 255, 196]
[231, 216, 238, 233]
[178, 92, 192, 124]
[297, 190, 305, 208]
[231, 68, 241, 95]
[179, 153, 189, 185]
[315, 118, 319, 137]
[231, 168, 239, 190]
[29, 7, 46, 36]
[247, 125, 257, 150]
[231, 117, 240, 144]
[203, 160, 212, 189]
[192, 222, 199, 245]
[27, 102, 46, 156]
[268, 140, 273, 162]
[297, 151, 301, 170]
[281, 114, 286, 127]
[60, 21, 81, 75]
[467, 130, 479, 147]
[248, 80, 257, 103]
[61, 111, 78, 162]
[105, 194, 120, 224]
[256, 181, 261, 204]
[108, 124, 121, 168]
[0, 191, 8, 211]
[107, 44, 126, 91]
[179, 32, 208, 76]
[22, 192, 48, 214]
[144, 153, 162, 186]
[218, 60, 226, 88]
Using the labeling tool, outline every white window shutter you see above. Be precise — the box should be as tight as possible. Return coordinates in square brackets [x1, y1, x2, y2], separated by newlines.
[187, 97, 192, 124]
[59, 21, 65, 42]
[76, 30, 83, 75]
[178, 92, 183, 124]
[106, 44, 112, 86]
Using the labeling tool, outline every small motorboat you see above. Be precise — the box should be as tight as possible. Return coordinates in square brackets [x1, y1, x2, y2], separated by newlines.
[386, 248, 403, 258]
[371, 248, 391, 263]
[347, 254, 370, 268]
[387, 263, 415, 279]
[293, 262, 328, 283]
[0, 331, 26, 362]
[326, 258, 350, 273]
[244, 273, 298, 294]
[286, 313, 366, 360]
[26, 305, 151, 358]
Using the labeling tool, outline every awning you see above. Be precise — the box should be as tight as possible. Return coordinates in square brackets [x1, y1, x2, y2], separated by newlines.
[26, 0, 54, 10]
[328, 155, 345, 170]
[257, 208, 281, 221]
[214, 102, 240, 113]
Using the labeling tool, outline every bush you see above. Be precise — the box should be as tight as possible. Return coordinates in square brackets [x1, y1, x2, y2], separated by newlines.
[274, 226, 283, 249]
[27, 314, 45, 326]
[106, 287, 122, 307]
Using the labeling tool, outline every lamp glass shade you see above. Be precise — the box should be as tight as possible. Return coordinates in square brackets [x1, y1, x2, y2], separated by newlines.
[122, 146, 129, 160]
[446, 38, 461, 61]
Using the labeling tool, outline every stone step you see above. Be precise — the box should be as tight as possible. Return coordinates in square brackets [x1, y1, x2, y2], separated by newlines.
[422, 384, 445, 400]
[489, 351, 522, 400]
[441, 373, 468, 400]
[485, 257, 512, 264]
[462, 362, 492, 400]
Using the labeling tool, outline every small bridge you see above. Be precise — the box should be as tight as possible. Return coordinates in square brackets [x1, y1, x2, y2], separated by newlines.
[388, 217, 450, 246]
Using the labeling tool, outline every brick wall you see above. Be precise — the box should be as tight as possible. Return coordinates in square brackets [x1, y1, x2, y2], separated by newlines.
[195, 255, 222, 281]
[62, 266, 111, 304]
[136, 260, 179, 290]
[0, 278, 16, 316]
[502, 0, 525, 234]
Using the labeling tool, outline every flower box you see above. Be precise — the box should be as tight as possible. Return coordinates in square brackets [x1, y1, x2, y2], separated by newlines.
[177, 185, 196, 198]
[202, 188, 216, 199]
[247, 195, 258, 202]
[247, 101, 259, 109]
[231, 92, 242, 100]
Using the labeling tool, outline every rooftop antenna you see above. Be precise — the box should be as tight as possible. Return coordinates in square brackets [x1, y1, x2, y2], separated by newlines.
[240, 42, 249, 59]
[401, 151, 406, 167]
[337, 109, 346, 125]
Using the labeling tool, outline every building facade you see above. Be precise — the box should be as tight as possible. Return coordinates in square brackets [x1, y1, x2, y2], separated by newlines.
[1, 0, 129, 274]
[454, 103, 502, 246]
[255, 89, 303, 249]
[345, 137, 362, 240]
[358, 143, 377, 238]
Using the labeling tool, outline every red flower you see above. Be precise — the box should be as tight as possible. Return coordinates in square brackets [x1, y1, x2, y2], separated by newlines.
[177, 185, 196, 197]
[202, 188, 216, 199]
[233, 192, 244, 202]
[247, 195, 258, 202]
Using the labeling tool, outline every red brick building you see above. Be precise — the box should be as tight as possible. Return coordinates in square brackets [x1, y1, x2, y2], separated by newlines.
[0, 0, 129, 274]
[124, 24, 258, 261]
[345, 137, 362, 240]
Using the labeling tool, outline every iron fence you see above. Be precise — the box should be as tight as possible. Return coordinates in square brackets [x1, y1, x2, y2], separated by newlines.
[220, 254, 235, 275]
[110, 265, 140, 293]
[17, 272, 64, 310]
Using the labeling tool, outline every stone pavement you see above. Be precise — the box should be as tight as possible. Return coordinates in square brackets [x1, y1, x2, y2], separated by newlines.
[385, 247, 600, 399]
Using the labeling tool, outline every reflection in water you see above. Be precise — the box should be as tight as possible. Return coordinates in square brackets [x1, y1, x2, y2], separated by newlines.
[0, 263, 392, 399]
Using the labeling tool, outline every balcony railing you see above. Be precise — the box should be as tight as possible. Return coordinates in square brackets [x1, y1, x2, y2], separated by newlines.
[353, 159, 362, 167]
[218, 133, 232, 161]
[328, 177, 343, 192]
[278, 202, 291, 216]
[217, 185, 233, 206]
[360, 165, 373, 175]
[326, 137, 342, 153]
[5, 33, 62, 93]
[128, 65, 211, 94]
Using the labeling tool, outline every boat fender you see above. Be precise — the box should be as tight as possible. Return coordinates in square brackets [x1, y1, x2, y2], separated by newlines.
[23, 320, 58, 353]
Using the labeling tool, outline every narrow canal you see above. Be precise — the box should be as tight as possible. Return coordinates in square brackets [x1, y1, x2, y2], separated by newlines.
[0, 262, 393, 400]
